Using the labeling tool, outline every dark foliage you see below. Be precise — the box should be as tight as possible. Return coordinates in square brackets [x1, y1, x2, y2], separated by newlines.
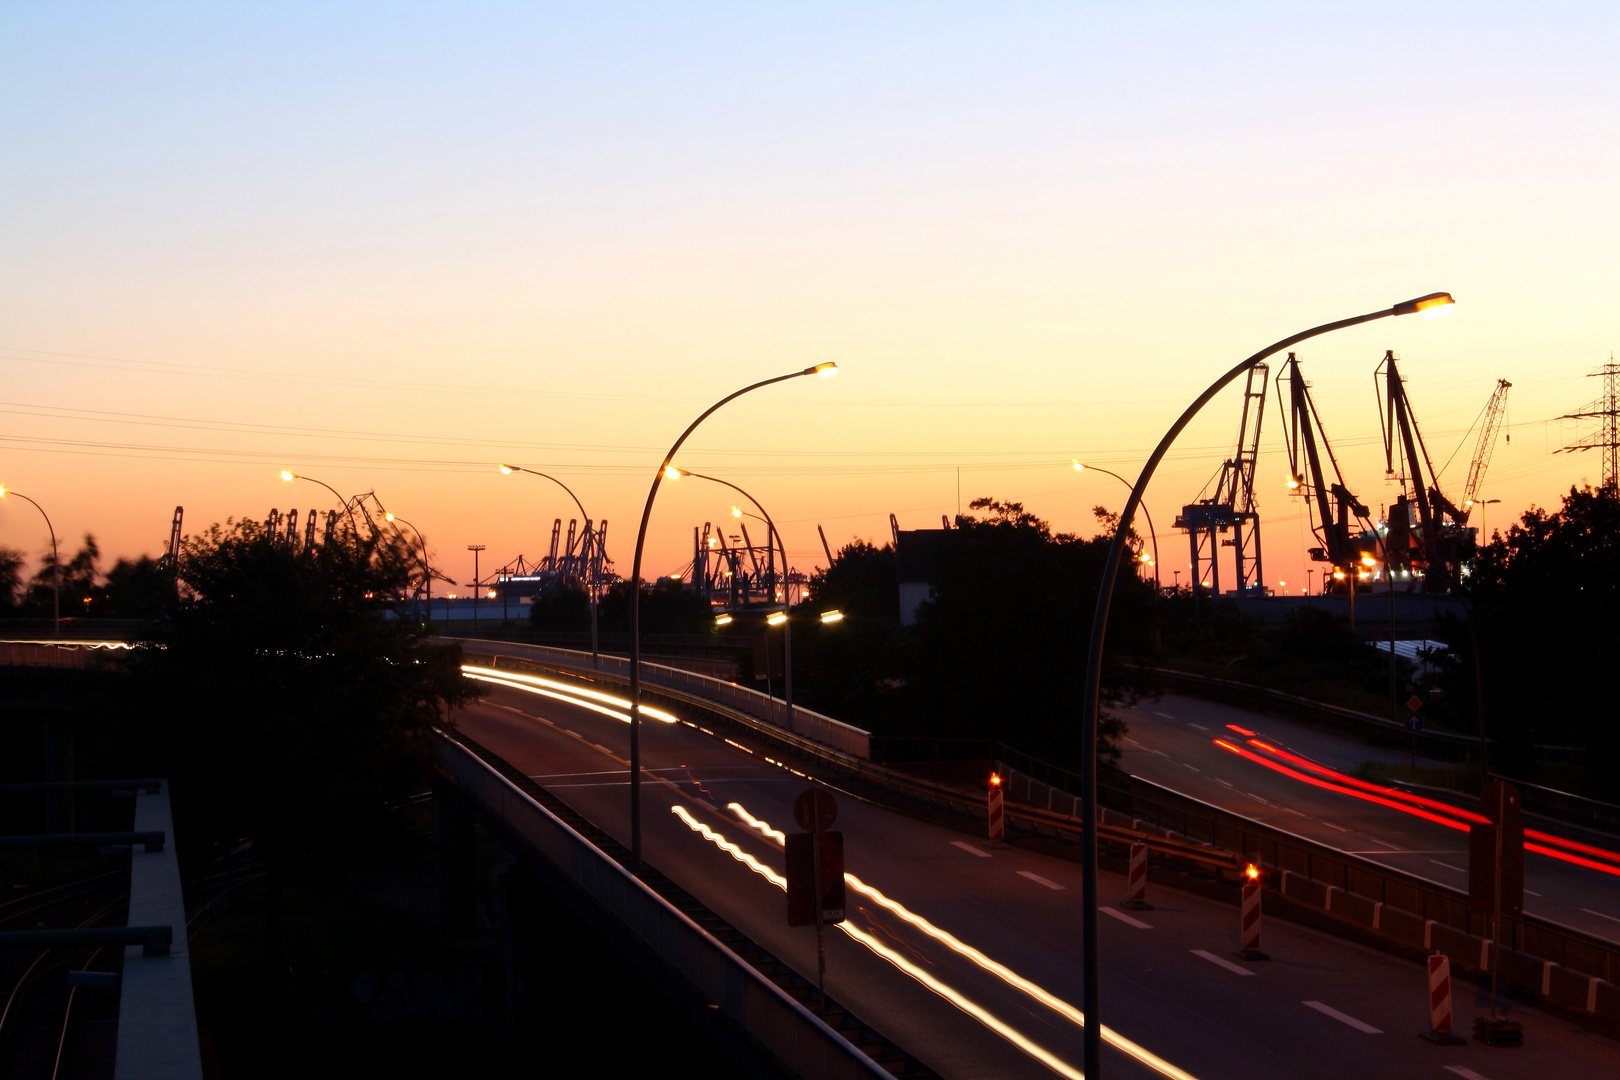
[597, 578, 715, 635]
[790, 500, 1155, 769]
[1162, 596, 1401, 703]
[787, 540, 903, 724]
[21, 533, 101, 616]
[118, 520, 479, 868]
[99, 555, 176, 618]
[0, 547, 21, 615]
[527, 581, 592, 632]
[1430, 485, 1620, 796]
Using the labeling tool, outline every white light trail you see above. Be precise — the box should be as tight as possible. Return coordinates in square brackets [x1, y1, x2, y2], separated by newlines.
[723, 801, 1199, 1080]
[460, 665, 678, 723]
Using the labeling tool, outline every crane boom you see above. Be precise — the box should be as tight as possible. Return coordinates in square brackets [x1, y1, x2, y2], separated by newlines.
[1460, 379, 1511, 520]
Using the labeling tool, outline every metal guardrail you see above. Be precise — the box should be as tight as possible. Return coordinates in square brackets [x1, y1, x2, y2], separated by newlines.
[434, 731, 889, 1080]
[0, 926, 172, 957]
[458, 639, 1620, 1005]
[0, 831, 165, 851]
[443, 637, 872, 759]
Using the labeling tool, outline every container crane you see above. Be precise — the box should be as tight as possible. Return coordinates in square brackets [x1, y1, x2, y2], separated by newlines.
[1376, 351, 1472, 591]
[1459, 379, 1511, 524]
[1278, 353, 1373, 589]
[1174, 361, 1267, 596]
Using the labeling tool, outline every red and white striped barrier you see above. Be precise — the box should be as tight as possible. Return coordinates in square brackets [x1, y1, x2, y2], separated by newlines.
[1418, 953, 1467, 1043]
[1429, 954, 1454, 1033]
[988, 774, 1005, 843]
[1236, 866, 1268, 960]
[1122, 842, 1152, 910]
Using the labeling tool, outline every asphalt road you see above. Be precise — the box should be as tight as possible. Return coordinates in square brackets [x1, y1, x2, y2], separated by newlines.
[451, 673, 1620, 1080]
[1116, 694, 1620, 943]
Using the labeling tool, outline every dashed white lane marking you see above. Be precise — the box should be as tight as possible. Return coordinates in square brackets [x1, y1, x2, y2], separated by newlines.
[1444, 1067, 1492, 1080]
[1243, 792, 1270, 804]
[1017, 871, 1066, 891]
[951, 841, 993, 858]
[1303, 1000, 1382, 1033]
[1154, 711, 1176, 720]
[1183, 764, 1200, 773]
[1186, 722, 1209, 731]
[1581, 907, 1620, 924]
[1321, 822, 1349, 833]
[1191, 949, 1255, 976]
[1216, 779, 1236, 789]
[1282, 807, 1306, 817]
[1524, 889, 1541, 897]
[1101, 907, 1152, 930]
[1430, 860, 1467, 873]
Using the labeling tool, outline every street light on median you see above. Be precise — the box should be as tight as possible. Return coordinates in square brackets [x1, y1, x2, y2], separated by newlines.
[280, 470, 360, 536]
[628, 361, 837, 863]
[667, 467, 798, 724]
[0, 486, 60, 637]
[1075, 291, 1453, 1080]
[500, 464, 603, 667]
[1072, 461, 1161, 591]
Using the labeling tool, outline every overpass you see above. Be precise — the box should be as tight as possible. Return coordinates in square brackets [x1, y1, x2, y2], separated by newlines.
[434, 637, 1620, 1080]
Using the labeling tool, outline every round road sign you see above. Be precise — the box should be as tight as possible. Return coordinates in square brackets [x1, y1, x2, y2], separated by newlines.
[794, 789, 838, 833]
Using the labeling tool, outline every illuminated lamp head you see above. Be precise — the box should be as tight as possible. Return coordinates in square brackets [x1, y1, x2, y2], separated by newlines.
[500, 464, 515, 474]
[989, 773, 1002, 788]
[715, 613, 733, 626]
[820, 609, 844, 624]
[808, 362, 838, 377]
[664, 465, 686, 481]
[1285, 475, 1303, 491]
[280, 470, 296, 482]
[766, 610, 787, 626]
[1392, 292, 1455, 319]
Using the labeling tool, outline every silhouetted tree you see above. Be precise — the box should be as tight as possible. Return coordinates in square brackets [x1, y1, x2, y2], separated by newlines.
[99, 555, 174, 619]
[0, 547, 22, 616]
[528, 580, 591, 632]
[1431, 485, 1620, 796]
[598, 578, 714, 635]
[789, 540, 903, 725]
[118, 519, 477, 973]
[23, 534, 99, 616]
[896, 498, 1155, 767]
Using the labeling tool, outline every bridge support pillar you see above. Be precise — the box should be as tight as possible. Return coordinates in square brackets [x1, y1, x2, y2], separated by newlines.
[433, 779, 477, 933]
[495, 861, 544, 1032]
[41, 715, 74, 834]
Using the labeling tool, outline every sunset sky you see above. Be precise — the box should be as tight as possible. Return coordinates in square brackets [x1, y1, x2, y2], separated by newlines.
[2, 4, 1615, 595]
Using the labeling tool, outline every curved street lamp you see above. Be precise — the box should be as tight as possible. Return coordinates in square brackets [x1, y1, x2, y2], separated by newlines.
[1074, 291, 1453, 1079]
[667, 468, 795, 721]
[1072, 462, 1161, 590]
[501, 465, 601, 667]
[0, 486, 60, 636]
[384, 513, 443, 625]
[280, 470, 360, 537]
[628, 361, 837, 862]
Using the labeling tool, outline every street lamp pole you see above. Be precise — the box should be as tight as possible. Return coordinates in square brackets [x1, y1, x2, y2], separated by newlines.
[501, 465, 601, 668]
[0, 487, 60, 637]
[628, 362, 837, 863]
[1075, 292, 1453, 1079]
[1073, 462, 1161, 590]
[468, 545, 485, 631]
[281, 471, 361, 538]
[669, 469, 794, 722]
[385, 513, 436, 625]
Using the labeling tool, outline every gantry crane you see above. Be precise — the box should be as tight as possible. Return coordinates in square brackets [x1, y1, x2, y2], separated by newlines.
[1377, 351, 1477, 591]
[1175, 361, 1268, 596]
[1459, 378, 1511, 523]
[1277, 353, 1373, 589]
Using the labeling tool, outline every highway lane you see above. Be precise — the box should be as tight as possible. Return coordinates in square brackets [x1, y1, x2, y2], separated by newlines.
[1117, 694, 1620, 943]
[451, 672, 1620, 1080]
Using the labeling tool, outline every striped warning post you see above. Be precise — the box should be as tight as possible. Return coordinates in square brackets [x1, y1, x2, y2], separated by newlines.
[1235, 872, 1268, 960]
[988, 774, 1005, 843]
[1122, 842, 1153, 910]
[1417, 954, 1467, 1043]
[1429, 954, 1453, 1033]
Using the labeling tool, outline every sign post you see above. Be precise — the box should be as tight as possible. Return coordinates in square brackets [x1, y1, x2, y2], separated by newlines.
[787, 789, 844, 994]
[1470, 779, 1524, 1047]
